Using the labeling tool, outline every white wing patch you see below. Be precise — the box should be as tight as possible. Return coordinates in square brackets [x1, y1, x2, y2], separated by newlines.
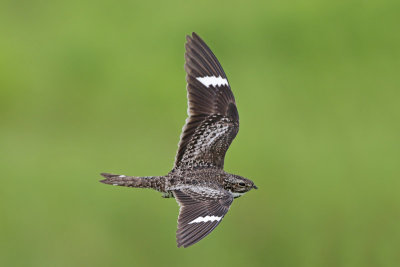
[189, 215, 222, 224]
[196, 76, 228, 88]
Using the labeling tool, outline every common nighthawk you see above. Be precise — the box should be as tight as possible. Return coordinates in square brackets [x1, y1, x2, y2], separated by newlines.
[100, 32, 257, 248]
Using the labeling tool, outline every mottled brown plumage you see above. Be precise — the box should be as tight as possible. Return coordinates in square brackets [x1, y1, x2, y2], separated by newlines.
[100, 32, 257, 248]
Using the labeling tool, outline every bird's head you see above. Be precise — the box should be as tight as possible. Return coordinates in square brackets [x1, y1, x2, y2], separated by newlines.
[225, 174, 258, 194]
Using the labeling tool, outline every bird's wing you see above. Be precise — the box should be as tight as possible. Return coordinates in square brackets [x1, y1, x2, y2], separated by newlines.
[175, 32, 239, 169]
[172, 185, 234, 248]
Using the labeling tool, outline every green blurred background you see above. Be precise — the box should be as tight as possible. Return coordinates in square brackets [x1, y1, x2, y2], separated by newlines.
[1, 0, 399, 266]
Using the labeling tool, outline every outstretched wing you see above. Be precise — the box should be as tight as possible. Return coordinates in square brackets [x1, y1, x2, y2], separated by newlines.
[175, 32, 239, 169]
[173, 185, 234, 248]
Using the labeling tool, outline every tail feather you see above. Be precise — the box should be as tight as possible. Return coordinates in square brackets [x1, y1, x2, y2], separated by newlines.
[100, 173, 164, 191]
[100, 173, 139, 187]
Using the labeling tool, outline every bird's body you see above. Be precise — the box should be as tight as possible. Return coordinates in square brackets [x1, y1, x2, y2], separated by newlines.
[100, 32, 257, 248]
[101, 169, 253, 199]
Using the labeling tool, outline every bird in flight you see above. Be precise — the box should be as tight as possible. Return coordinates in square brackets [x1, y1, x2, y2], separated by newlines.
[100, 32, 257, 248]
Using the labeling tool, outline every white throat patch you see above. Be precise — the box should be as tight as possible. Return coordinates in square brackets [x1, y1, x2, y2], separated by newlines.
[231, 192, 245, 198]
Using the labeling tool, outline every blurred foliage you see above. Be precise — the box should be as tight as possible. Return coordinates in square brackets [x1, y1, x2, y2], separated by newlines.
[0, 0, 399, 266]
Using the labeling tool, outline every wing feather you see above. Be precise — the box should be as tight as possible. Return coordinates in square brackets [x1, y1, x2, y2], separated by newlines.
[173, 186, 234, 248]
[175, 32, 239, 169]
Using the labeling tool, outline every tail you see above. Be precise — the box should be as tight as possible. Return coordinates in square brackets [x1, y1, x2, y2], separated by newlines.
[100, 173, 165, 191]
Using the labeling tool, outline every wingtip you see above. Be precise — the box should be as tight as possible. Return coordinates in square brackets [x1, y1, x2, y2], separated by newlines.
[187, 32, 200, 41]
[176, 234, 191, 248]
[176, 240, 191, 248]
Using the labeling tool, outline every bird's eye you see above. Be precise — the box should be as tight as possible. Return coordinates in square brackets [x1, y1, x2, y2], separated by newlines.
[239, 182, 245, 186]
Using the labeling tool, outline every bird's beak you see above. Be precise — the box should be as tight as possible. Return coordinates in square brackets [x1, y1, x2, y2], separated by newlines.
[253, 185, 258, 189]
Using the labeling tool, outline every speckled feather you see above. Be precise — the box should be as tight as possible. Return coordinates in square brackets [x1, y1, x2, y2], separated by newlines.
[100, 32, 257, 248]
[175, 33, 238, 168]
